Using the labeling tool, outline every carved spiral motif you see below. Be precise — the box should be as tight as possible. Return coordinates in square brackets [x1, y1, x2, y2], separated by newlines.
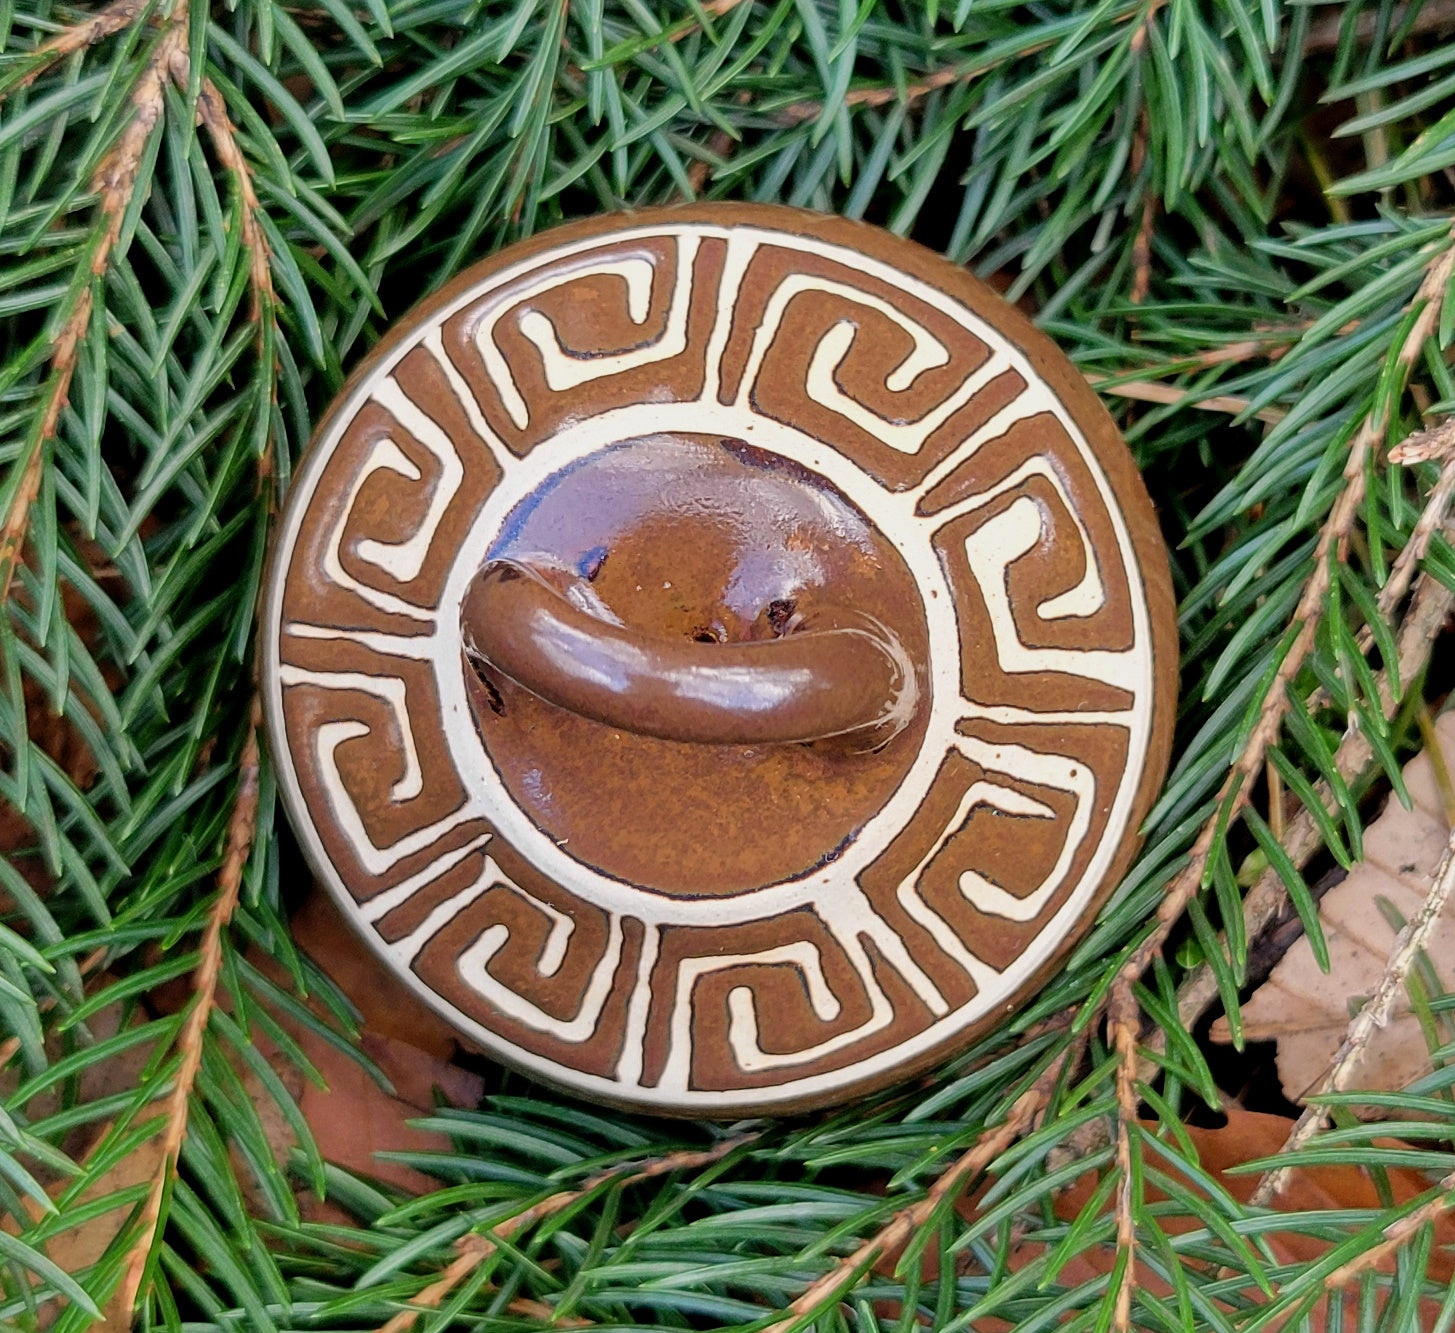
[263, 206, 1176, 1116]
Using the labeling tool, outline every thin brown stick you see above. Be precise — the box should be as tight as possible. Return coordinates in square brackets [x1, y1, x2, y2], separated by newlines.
[782, 0, 1170, 124]
[377, 1240, 592, 1330]
[1130, 198, 1155, 304]
[375, 1135, 757, 1333]
[1304, 0, 1455, 53]
[1266, 759, 1286, 842]
[670, 0, 750, 41]
[686, 124, 735, 196]
[1108, 988, 1140, 1333]
[1128, 0, 1167, 52]
[9, 0, 149, 93]
[1325, 1171, 1455, 1288]
[779, 52, 1048, 123]
[1127, 104, 1155, 305]
[1092, 378, 1287, 425]
[108, 696, 261, 1324]
[1111, 332, 1305, 377]
[1251, 816, 1455, 1206]
[759, 1057, 1069, 1333]
[507, 1295, 590, 1328]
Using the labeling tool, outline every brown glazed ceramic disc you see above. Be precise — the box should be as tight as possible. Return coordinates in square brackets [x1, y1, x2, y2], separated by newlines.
[262, 204, 1177, 1117]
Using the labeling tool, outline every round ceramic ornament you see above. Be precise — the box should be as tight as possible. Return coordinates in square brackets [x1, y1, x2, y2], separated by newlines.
[263, 204, 1177, 1118]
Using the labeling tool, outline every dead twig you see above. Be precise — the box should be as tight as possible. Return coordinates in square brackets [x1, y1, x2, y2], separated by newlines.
[1128, 0, 1168, 52]
[376, 1135, 758, 1333]
[1177, 568, 1455, 1047]
[1382, 417, 1455, 617]
[671, 0, 750, 41]
[686, 89, 750, 196]
[1109, 988, 1140, 1333]
[108, 696, 262, 1324]
[1304, 0, 1455, 53]
[1128, 107, 1155, 305]
[1325, 1171, 1455, 1288]
[779, 52, 1047, 123]
[1251, 817, 1455, 1205]
[378, 1240, 590, 1331]
[781, 0, 1171, 125]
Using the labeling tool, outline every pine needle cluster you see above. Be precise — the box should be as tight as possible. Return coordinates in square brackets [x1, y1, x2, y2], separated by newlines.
[2, 1, 1455, 1330]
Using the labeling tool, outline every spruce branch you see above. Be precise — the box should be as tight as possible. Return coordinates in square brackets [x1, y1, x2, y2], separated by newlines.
[1067, 559, 1455, 1170]
[196, 77, 275, 330]
[1092, 221, 1455, 1321]
[375, 1134, 759, 1333]
[1114, 217, 1455, 1000]
[761, 1058, 1069, 1333]
[4, 3, 1455, 1327]
[1383, 419, 1455, 616]
[109, 694, 261, 1324]
[5, 0, 150, 92]
[377, 1234, 592, 1330]
[0, 20, 178, 606]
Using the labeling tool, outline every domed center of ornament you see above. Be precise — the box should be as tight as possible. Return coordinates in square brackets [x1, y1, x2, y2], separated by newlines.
[461, 432, 931, 898]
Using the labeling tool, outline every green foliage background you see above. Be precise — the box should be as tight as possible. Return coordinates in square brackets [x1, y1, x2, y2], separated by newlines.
[2, 0, 1455, 1329]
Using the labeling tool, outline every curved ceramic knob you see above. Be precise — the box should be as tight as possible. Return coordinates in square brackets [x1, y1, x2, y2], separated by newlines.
[462, 559, 917, 747]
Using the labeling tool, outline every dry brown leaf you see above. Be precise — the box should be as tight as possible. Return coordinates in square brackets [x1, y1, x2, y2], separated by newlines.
[237, 885, 485, 1222]
[1210, 712, 1455, 1103]
[298, 1030, 482, 1204]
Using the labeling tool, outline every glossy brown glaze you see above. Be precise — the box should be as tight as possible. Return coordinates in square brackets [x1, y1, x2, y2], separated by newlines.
[458, 432, 931, 896]
[264, 203, 1179, 1118]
